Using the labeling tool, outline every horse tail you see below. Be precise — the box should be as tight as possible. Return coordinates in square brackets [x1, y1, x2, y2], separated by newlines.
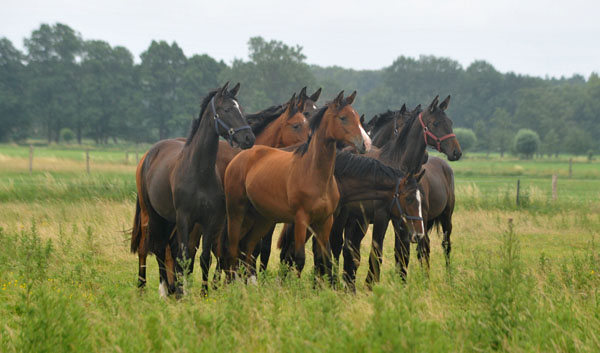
[130, 195, 143, 253]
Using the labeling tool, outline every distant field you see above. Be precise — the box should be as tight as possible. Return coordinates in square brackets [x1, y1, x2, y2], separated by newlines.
[1, 145, 599, 352]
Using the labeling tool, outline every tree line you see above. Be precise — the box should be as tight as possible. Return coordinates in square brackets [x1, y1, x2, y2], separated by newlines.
[1, 23, 598, 155]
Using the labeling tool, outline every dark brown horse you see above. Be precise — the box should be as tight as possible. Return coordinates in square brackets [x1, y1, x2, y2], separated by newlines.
[368, 96, 460, 280]
[131, 91, 312, 291]
[223, 91, 370, 283]
[136, 82, 255, 297]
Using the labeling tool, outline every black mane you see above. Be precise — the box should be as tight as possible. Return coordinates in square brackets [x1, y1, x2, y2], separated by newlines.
[245, 104, 287, 136]
[186, 89, 239, 145]
[367, 110, 398, 136]
[334, 151, 405, 181]
[293, 105, 327, 155]
[379, 107, 421, 161]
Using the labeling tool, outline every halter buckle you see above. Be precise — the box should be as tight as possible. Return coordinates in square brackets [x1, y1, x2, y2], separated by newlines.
[228, 128, 235, 136]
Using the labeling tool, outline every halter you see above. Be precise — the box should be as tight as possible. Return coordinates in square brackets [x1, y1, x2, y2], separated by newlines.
[210, 96, 252, 147]
[389, 177, 423, 222]
[418, 113, 456, 152]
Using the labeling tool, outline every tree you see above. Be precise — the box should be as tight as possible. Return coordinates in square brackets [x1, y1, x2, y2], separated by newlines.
[454, 128, 477, 152]
[563, 127, 594, 155]
[513, 129, 540, 159]
[542, 129, 560, 157]
[222, 37, 315, 112]
[0, 38, 28, 142]
[489, 108, 514, 157]
[80, 40, 137, 143]
[139, 41, 187, 140]
[24, 23, 82, 143]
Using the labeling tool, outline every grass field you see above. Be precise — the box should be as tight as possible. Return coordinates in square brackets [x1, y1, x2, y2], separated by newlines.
[1, 145, 599, 352]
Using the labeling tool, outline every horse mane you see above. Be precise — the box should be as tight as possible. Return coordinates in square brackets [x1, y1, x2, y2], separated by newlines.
[334, 151, 405, 180]
[293, 105, 327, 155]
[186, 89, 219, 145]
[245, 104, 287, 136]
[368, 110, 397, 136]
[379, 108, 421, 160]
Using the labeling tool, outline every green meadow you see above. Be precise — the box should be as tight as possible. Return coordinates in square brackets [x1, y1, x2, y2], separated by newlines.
[1, 145, 599, 352]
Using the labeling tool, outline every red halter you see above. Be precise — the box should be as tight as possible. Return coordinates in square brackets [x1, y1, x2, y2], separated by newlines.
[418, 113, 456, 152]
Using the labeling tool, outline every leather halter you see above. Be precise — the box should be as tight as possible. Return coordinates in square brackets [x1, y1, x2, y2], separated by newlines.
[210, 96, 251, 147]
[389, 177, 423, 222]
[418, 113, 455, 152]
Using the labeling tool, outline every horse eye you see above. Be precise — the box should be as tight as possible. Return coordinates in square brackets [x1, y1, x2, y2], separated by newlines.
[340, 116, 347, 122]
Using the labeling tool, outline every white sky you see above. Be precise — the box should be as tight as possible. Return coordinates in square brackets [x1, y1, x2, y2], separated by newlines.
[1, 0, 599, 79]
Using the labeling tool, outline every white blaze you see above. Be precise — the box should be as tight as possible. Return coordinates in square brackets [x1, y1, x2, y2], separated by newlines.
[416, 190, 425, 236]
[360, 125, 372, 151]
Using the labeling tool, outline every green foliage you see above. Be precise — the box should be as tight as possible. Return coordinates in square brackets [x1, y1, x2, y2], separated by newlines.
[563, 127, 594, 155]
[513, 129, 540, 158]
[453, 128, 477, 151]
[59, 128, 75, 144]
[0, 38, 28, 142]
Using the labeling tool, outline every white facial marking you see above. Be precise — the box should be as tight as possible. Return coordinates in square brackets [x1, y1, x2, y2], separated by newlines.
[360, 125, 372, 151]
[232, 100, 242, 115]
[416, 190, 425, 236]
[158, 280, 168, 299]
[312, 104, 317, 110]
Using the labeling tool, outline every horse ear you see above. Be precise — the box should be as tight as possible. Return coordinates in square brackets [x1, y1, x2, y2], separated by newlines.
[220, 81, 230, 96]
[334, 91, 344, 106]
[310, 87, 322, 102]
[414, 104, 422, 112]
[297, 92, 307, 112]
[345, 91, 357, 105]
[439, 95, 451, 111]
[287, 93, 297, 110]
[299, 87, 307, 99]
[360, 114, 365, 126]
[400, 104, 407, 114]
[428, 95, 439, 112]
[229, 82, 241, 97]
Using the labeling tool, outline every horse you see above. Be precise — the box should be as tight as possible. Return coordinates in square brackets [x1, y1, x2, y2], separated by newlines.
[368, 95, 461, 280]
[277, 95, 461, 290]
[131, 90, 312, 291]
[136, 82, 255, 297]
[223, 91, 370, 284]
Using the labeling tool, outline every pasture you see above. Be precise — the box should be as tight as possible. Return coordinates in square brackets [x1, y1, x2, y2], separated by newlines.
[1, 144, 599, 352]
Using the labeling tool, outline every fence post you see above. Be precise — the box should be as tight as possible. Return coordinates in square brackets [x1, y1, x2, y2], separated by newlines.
[568, 158, 572, 179]
[29, 145, 33, 174]
[516, 179, 520, 207]
[86, 149, 90, 175]
[552, 174, 558, 201]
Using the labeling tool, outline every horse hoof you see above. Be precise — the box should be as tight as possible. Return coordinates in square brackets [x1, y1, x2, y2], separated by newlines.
[158, 280, 168, 299]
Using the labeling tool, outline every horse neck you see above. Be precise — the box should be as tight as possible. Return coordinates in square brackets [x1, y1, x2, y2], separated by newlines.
[381, 116, 426, 172]
[182, 111, 219, 176]
[254, 118, 282, 147]
[298, 124, 336, 184]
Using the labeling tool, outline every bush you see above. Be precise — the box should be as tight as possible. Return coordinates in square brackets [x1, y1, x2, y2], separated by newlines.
[454, 128, 477, 151]
[512, 129, 540, 159]
[60, 128, 75, 144]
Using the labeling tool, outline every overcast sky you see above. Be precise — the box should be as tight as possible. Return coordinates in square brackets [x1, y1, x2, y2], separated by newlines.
[2, 0, 599, 79]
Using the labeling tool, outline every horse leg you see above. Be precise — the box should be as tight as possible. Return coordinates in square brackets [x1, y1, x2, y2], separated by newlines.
[313, 216, 335, 286]
[200, 220, 223, 292]
[259, 225, 275, 272]
[392, 218, 411, 281]
[241, 218, 274, 284]
[342, 219, 368, 292]
[173, 213, 194, 297]
[366, 211, 390, 289]
[138, 236, 148, 288]
[330, 208, 348, 264]
[279, 223, 295, 269]
[440, 212, 453, 268]
[293, 211, 310, 275]
[147, 215, 173, 298]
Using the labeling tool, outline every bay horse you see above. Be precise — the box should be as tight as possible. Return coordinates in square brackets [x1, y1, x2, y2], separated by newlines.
[131, 91, 312, 291]
[223, 91, 370, 283]
[278, 96, 461, 290]
[137, 82, 255, 297]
